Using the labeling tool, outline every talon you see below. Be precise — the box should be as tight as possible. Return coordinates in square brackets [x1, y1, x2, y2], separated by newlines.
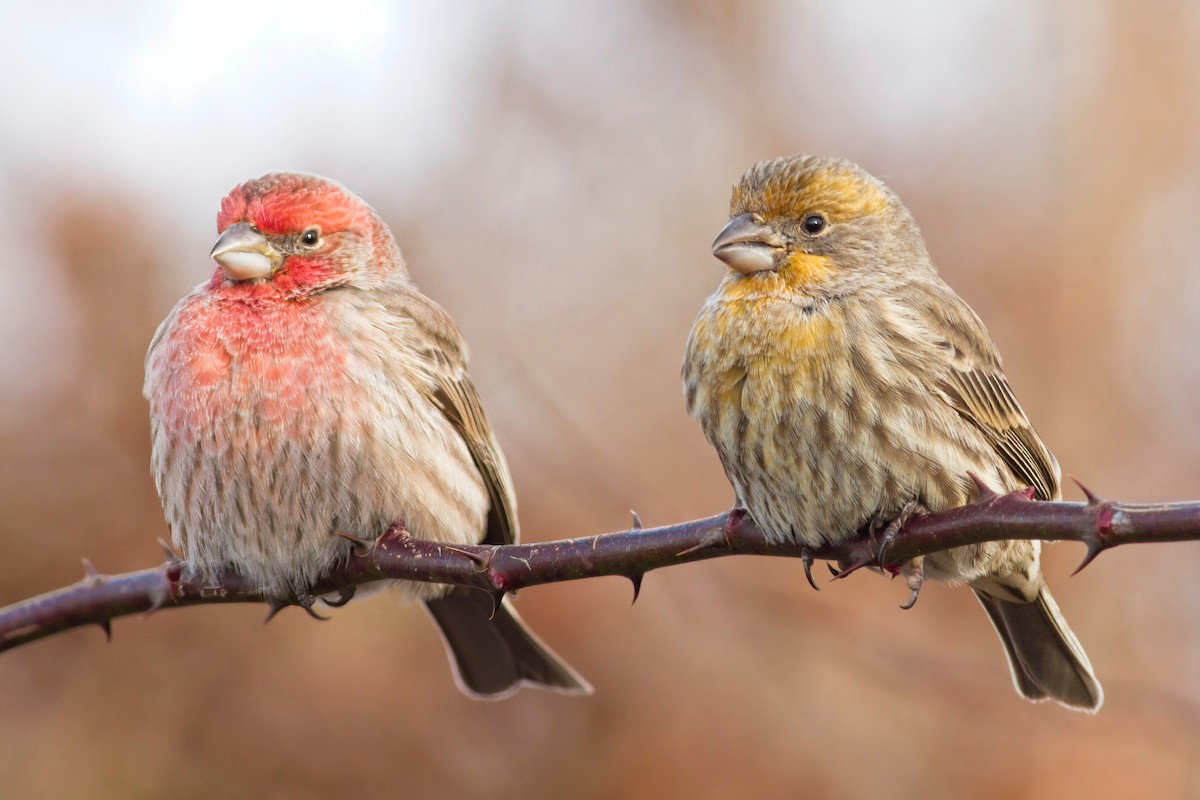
[899, 556, 925, 610]
[295, 590, 330, 621]
[322, 586, 357, 607]
[800, 546, 820, 591]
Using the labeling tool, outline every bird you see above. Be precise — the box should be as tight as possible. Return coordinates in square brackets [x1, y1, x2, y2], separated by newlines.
[682, 155, 1102, 711]
[144, 172, 590, 699]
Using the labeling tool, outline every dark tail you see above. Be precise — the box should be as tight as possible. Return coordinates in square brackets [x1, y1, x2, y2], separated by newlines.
[425, 587, 592, 699]
[974, 586, 1102, 712]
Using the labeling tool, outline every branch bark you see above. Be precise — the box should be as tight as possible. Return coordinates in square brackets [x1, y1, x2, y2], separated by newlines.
[3, 485, 1198, 654]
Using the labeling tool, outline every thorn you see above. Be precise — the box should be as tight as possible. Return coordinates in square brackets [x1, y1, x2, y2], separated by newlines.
[81, 558, 100, 582]
[321, 587, 357, 608]
[263, 599, 289, 625]
[1072, 540, 1105, 576]
[97, 619, 112, 641]
[677, 530, 726, 557]
[146, 592, 169, 615]
[157, 538, 182, 565]
[443, 545, 491, 570]
[145, 575, 172, 615]
[800, 546, 820, 591]
[967, 471, 999, 502]
[630, 510, 643, 530]
[1071, 476, 1103, 506]
[487, 591, 506, 620]
[628, 573, 644, 604]
[1017, 485, 1036, 500]
[829, 551, 873, 582]
[334, 530, 375, 557]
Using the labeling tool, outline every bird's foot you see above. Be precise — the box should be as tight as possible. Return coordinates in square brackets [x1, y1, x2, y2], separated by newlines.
[263, 584, 337, 624]
[898, 556, 925, 610]
[800, 544, 820, 591]
[877, 500, 926, 568]
[294, 588, 330, 621]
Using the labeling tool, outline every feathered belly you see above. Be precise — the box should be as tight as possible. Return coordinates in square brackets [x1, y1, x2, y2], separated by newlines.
[686, 298, 1001, 549]
[146, 295, 487, 596]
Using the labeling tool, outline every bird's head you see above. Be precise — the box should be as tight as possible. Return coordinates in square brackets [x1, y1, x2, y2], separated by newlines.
[712, 155, 931, 296]
[210, 173, 405, 296]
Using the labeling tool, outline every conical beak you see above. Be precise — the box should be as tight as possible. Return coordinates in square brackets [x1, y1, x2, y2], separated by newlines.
[712, 213, 784, 274]
[211, 222, 281, 281]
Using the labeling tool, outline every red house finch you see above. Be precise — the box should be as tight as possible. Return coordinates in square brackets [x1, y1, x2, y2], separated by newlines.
[144, 172, 589, 699]
[683, 155, 1101, 711]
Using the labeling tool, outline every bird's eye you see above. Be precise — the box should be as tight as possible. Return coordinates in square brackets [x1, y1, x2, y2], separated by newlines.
[802, 214, 827, 235]
[300, 228, 321, 247]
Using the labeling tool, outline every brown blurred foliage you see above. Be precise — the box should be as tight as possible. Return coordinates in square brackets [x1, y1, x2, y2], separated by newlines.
[3, 3, 1200, 799]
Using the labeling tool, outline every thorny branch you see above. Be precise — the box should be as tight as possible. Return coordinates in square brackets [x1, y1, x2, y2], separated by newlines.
[2, 479, 1199, 654]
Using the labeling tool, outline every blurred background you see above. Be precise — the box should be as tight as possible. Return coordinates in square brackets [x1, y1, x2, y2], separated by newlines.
[2, 1, 1199, 798]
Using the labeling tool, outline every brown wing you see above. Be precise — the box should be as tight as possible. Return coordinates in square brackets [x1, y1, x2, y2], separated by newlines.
[913, 280, 1061, 501]
[382, 286, 520, 546]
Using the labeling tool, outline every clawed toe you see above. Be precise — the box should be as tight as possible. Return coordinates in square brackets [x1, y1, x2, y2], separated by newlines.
[800, 545, 820, 591]
[877, 499, 926, 566]
[321, 586, 357, 607]
[898, 556, 925, 610]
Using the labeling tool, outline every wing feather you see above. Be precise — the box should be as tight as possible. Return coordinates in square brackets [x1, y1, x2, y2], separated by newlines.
[911, 280, 1061, 501]
[380, 286, 519, 546]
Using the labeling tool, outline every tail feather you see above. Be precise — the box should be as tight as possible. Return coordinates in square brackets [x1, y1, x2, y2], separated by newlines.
[974, 586, 1102, 712]
[425, 587, 592, 699]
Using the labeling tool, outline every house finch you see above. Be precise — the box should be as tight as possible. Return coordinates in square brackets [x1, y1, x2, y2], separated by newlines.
[683, 155, 1102, 711]
[144, 172, 589, 699]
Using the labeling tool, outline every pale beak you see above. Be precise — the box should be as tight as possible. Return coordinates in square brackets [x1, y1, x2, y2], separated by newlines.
[712, 213, 784, 274]
[210, 222, 281, 281]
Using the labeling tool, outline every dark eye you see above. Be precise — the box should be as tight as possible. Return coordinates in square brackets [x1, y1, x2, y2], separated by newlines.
[300, 228, 321, 247]
[802, 214, 827, 235]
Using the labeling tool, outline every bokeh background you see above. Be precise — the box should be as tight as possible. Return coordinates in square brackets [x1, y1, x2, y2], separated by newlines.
[3, 2, 1200, 798]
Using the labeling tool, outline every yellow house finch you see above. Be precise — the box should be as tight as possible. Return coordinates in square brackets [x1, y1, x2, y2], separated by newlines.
[144, 172, 589, 699]
[683, 155, 1101, 711]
